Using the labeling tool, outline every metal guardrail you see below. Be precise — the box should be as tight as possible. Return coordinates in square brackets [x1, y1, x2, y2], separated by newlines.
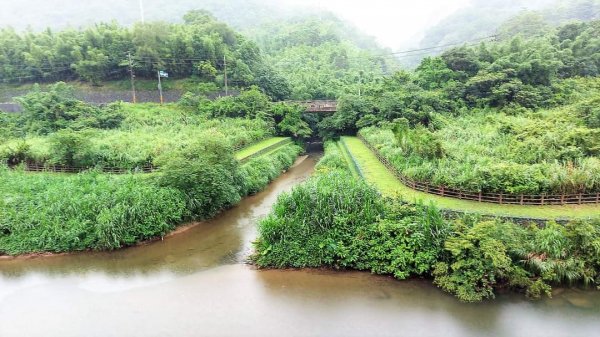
[358, 135, 600, 206]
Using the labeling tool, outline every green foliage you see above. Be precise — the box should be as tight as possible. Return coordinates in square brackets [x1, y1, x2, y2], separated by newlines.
[239, 144, 302, 195]
[433, 220, 528, 302]
[15, 82, 125, 134]
[0, 103, 272, 169]
[0, 137, 301, 255]
[157, 134, 243, 219]
[318, 95, 374, 138]
[253, 170, 385, 268]
[0, 12, 289, 97]
[314, 142, 351, 175]
[199, 88, 312, 139]
[248, 13, 396, 100]
[360, 98, 600, 194]
[254, 144, 600, 302]
[271, 103, 312, 139]
[0, 168, 186, 254]
[347, 202, 449, 279]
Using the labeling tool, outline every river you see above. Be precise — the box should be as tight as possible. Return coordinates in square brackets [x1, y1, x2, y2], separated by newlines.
[1, 154, 599, 337]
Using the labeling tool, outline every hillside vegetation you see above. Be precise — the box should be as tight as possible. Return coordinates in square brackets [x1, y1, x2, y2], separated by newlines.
[254, 140, 600, 302]
[321, 20, 600, 196]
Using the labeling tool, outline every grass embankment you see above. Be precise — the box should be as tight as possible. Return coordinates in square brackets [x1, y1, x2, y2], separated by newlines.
[340, 136, 600, 220]
[336, 141, 361, 178]
[235, 137, 291, 161]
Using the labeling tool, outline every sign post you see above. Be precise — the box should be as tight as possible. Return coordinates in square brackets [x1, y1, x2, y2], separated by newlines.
[157, 70, 168, 104]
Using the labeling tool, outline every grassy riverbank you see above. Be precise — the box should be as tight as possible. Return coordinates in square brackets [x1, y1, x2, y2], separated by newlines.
[340, 136, 600, 220]
[0, 142, 302, 255]
[0, 84, 311, 255]
[253, 143, 600, 302]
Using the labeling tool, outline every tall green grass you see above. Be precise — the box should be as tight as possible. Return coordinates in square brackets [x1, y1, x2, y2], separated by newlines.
[360, 106, 600, 194]
[0, 142, 302, 255]
[0, 167, 186, 254]
[0, 103, 273, 169]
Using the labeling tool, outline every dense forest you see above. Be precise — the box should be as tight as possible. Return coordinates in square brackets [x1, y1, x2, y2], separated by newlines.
[247, 13, 396, 99]
[0, 8, 393, 100]
[0, 11, 295, 99]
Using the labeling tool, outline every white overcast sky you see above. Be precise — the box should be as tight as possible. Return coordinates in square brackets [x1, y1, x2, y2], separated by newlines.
[283, 0, 472, 48]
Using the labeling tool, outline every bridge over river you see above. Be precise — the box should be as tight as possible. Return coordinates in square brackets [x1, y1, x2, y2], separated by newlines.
[291, 100, 337, 113]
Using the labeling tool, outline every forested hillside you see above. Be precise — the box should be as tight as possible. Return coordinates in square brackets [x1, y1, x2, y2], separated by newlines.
[322, 19, 600, 196]
[247, 13, 396, 99]
[402, 0, 600, 67]
[0, 3, 394, 101]
[0, 11, 292, 99]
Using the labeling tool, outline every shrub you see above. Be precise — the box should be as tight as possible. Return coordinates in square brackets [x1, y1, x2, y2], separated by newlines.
[253, 171, 385, 268]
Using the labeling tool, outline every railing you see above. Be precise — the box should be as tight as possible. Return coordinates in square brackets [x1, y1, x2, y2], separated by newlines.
[358, 135, 600, 206]
[11, 138, 270, 174]
[23, 163, 156, 174]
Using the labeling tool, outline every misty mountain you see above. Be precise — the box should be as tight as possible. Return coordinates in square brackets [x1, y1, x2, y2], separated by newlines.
[400, 0, 600, 67]
[0, 0, 298, 31]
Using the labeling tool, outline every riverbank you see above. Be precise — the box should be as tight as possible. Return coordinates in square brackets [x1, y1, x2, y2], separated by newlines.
[253, 141, 600, 302]
[2, 153, 599, 337]
[0, 142, 302, 256]
[0, 154, 311, 260]
[340, 136, 600, 221]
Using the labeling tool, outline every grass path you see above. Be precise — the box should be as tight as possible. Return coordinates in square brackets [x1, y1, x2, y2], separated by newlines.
[340, 136, 600, 220]
[235, 137, 290, 161]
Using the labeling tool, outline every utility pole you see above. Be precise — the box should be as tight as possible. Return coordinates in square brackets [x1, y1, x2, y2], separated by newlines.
[223, 54, 228, 96]
[128, 51, 137, 103]
[157, 70, 164, 104]
[139, 0, 145, 23]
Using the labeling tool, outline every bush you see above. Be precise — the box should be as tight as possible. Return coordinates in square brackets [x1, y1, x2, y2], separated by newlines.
[239, 144, 302, 195]
[157, 134, 243, 219]
[253, 170, 385, 268]
[0, 170, 186, 254]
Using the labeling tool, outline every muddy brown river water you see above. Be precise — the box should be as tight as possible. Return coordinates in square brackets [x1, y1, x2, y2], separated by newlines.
[1, 154, 599, 337]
